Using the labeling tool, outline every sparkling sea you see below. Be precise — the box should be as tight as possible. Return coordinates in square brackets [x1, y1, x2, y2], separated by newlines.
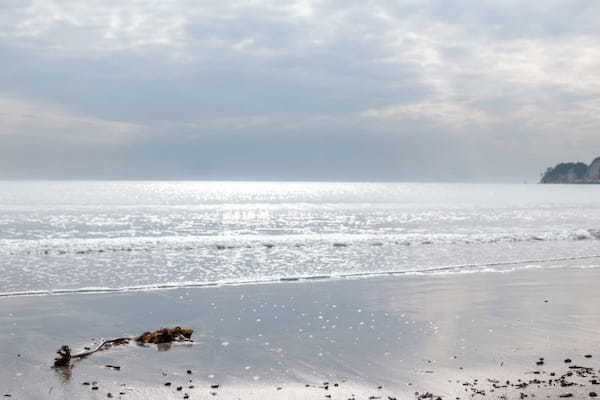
[2, 181, 600, 296]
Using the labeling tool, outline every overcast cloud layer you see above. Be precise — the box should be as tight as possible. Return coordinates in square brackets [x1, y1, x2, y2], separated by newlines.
[1, 0, 600, 180]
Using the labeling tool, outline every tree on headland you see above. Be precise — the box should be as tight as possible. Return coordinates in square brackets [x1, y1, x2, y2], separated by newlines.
[540, 162, 589, 183]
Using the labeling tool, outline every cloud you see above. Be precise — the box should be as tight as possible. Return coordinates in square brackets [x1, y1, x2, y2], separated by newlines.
[361, 100, 492, 129]
[0, 95, 143, 144]
[1, 1, 600, 180]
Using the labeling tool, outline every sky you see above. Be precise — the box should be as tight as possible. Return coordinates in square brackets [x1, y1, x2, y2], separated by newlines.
[1, 0, 600, 181]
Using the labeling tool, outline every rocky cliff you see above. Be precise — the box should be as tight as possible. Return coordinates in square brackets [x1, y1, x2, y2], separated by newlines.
[540, 157, 600, 183]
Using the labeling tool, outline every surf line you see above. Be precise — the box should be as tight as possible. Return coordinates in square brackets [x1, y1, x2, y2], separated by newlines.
[2, 254, 600, 299]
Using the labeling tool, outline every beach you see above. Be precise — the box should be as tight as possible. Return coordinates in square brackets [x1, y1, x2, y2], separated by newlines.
[2, 266, 600, 399]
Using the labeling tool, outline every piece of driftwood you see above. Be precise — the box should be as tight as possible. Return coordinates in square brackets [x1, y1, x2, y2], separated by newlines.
[53, 327, 193, 367]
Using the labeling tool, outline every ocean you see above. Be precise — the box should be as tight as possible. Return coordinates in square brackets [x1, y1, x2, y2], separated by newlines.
[1, 181, 600, 296]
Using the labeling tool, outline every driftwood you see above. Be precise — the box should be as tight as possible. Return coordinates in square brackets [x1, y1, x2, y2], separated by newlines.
[53, 327, 193, 367]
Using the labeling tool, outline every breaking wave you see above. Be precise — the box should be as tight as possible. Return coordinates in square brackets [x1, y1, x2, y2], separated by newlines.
[2, 254, 600, 298]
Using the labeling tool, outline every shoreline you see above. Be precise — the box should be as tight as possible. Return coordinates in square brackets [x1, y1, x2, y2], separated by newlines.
[2, 267, 600, 399]
[2, 256, 600, 299]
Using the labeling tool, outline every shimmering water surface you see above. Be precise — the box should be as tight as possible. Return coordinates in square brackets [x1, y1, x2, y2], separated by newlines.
[2, 181, 600, 295]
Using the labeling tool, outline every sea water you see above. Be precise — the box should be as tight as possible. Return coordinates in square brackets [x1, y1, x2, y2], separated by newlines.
[1, 181, 600, 295]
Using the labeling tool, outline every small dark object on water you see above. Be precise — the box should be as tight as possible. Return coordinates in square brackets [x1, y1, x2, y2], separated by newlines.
[590, 392, 598, 398]
[586, 354, 593, 358]
[187, 369, 192, 374]
[164, 382, 172, 387]
[211, 384, 220, 389]
[565, 359, 572, 364]
[176, 386, 182, 391]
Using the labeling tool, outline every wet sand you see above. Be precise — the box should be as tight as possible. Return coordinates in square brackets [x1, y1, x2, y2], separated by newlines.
[2, 266, 600, 399]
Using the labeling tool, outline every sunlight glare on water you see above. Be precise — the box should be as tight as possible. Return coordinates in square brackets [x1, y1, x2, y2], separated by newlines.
[1, 181, 600, 295]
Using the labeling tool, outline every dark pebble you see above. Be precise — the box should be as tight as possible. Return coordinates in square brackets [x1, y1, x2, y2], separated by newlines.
[92, 387, 99, 391]
[164, 382, 172, 387]
[187, 370, 192, 374]
[565, 359, 572, 363]
[211, 384, 220, 389]
[177, 386, 182, 391]
[591, 393, 598, 398]
[586, 355, 593, 358]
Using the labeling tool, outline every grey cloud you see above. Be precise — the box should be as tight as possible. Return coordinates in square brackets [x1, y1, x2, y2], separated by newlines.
[1, 1, 600, 180]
